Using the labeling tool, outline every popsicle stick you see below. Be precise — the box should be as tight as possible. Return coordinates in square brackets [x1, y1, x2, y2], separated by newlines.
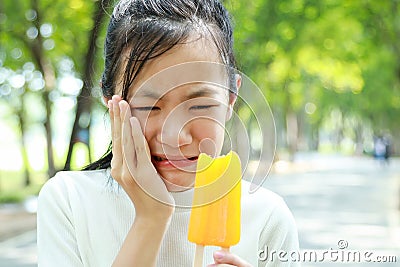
[193, 244, 204, 267]
[221, 247, 230, 252]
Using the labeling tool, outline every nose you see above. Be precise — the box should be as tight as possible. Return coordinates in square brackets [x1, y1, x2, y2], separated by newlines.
[157, 114, 192, 148]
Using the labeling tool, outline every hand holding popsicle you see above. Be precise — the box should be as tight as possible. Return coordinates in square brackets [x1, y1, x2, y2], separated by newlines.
[188, 151, 242, 267]
[208, 250, 252, 267]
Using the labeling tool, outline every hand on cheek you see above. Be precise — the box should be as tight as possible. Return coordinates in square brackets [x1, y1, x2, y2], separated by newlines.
[207, 250, 252, 267]
[108, 95, 174, 219]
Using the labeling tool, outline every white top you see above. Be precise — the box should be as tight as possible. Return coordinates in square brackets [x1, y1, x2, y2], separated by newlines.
[37, 169, 300, 267]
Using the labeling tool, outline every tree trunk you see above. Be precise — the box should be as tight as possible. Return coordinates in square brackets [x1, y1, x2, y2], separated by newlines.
[310, 120, 320, 151]
[354, 120, 364, 155]
[29, 0, 56, 178]
[43, 90, 56, 177]
[286, 110, 298, 162]
[335, 111, 343, 151]
[17, 97, 31, 187]
[64, 0, 111, 170]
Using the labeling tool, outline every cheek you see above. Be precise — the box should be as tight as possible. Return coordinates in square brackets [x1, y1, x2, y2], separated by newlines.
[191, 118, 226, 157]
[135, 115, 156, 142]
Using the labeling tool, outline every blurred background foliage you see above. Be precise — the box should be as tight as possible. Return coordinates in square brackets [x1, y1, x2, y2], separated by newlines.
[0, 0, 399, 201]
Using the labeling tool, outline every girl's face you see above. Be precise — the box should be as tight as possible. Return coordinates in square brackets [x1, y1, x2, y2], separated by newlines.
[116, 37, 238, 191]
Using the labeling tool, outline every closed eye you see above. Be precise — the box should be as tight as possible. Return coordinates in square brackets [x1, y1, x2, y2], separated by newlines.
[190, 105, 217, 110]
[132, 106, 160, 111]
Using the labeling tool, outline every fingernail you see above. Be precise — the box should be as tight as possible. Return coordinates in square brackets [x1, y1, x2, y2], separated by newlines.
[119, 101, 126, 110]
[214, 251, 224, 260]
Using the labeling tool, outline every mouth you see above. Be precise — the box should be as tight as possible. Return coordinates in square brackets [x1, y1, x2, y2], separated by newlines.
[151, 155, 199, 169]
[152, 155, 198, 162]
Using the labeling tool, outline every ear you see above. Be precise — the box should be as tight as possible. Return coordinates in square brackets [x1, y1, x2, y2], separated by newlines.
[225, 93, 236, 121]
[225, 74, 241, 121]
[235, 74, 242, 91]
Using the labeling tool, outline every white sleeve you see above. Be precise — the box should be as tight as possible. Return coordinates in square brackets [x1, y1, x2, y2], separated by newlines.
[258, 199, 300, 267]
[37, 174, 83, 267]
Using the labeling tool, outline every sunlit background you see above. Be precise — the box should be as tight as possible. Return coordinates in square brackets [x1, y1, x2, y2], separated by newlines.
[0, 0, 399, 266]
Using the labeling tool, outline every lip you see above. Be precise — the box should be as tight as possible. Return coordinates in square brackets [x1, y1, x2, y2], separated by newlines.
[151, 154, 198, 169]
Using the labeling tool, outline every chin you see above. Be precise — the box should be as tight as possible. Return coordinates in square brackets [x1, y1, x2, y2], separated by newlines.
[159, 171, 195, 192]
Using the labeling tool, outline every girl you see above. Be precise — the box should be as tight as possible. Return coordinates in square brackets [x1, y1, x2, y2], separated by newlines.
[37, 0, 300, 266]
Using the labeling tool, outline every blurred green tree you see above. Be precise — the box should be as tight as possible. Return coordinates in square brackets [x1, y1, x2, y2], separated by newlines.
[0, 0, 110, 180]
[63, 0, 111, 171]
[228, 0, 399, 157]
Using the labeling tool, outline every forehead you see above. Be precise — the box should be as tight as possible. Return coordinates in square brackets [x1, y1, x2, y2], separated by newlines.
[124, 37, 230, 100]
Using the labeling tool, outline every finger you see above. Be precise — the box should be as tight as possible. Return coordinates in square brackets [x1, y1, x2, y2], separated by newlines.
[207, 264, 235, 267]
[130, 116, 169, 203]
[119, 100, 137, 173]
[108, 100, 114, 130]
[112, 95, 123, 168]
[212, 250, 252, 267]
[109, 100, 118, 171]
[130, 116, 151, 168]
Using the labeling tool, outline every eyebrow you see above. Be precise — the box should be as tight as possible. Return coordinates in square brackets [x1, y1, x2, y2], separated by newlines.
[133, 91, 161, 99]
[184, 87, 219, 100]
[132, 86, 221, 101]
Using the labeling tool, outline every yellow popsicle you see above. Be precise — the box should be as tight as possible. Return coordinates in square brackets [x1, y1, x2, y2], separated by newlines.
[188, 150, 242, 248]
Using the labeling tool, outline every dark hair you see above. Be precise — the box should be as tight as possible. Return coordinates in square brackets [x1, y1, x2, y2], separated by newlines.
[85, 0, 237, 170]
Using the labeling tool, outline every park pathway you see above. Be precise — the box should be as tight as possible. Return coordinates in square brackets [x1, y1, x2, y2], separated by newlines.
[265, 154, 400, 266]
